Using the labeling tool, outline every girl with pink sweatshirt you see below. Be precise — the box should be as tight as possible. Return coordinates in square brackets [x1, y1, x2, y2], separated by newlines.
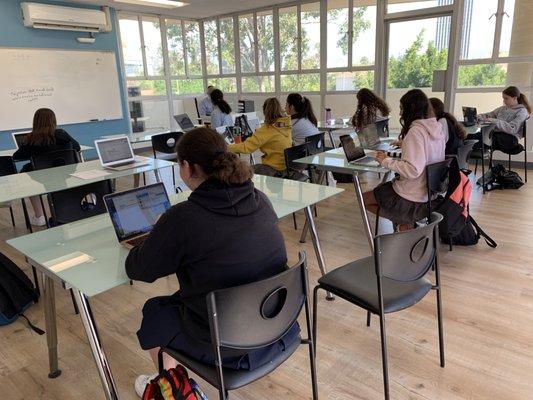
[363, 89, 445, 230]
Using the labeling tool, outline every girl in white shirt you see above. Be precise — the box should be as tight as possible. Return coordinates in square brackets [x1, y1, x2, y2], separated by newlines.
[285, 93, 319, 145]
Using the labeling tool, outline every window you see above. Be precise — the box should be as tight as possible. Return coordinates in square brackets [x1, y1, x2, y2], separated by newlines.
[239, 14, 256, 73]
[327, 71, 374, 91]
[142, 17, 164, 77]
[204, 20, 219, 75]
[327, 0, 349, 68]
[352, 4, 376, 66]
[184, 21, 203, 76]
[172, 79, 204, 95]
[301, 3, 321, 70]
[220, 18, 236, 74]
[257, 11, 275, 72]
[166, 19, 185, 76]
[499, 0, 533, 57]
[119, 17, 143, 77]
[279, 7, 298, 71]
[387, 0, 453, 13]
[242, 76, 275, 93]
[460, 0, 498, 60]
[457, 64, 507, 88]
[280, 73, 320, 92]
[210, 77, 237, 93]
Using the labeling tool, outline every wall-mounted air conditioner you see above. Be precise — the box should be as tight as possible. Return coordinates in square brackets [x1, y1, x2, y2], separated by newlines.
[21, 2, 111, 33]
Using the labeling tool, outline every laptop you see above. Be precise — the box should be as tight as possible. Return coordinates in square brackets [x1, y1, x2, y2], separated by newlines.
[215, 126, 235, 144]
[357, 124, 396, 151]
[12, 131, 30, 148]
[339, 135, 377, 165]
[94, 136, 150, 171]
[174, 114, 195, 132]
[104, 183, 171, 248]
[462, 106, 477, 127]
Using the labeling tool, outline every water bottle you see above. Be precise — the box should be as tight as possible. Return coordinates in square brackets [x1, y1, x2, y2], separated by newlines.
[325, 108, 332, 124]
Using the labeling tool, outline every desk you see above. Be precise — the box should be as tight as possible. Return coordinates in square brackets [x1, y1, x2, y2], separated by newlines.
[7, 175, 343, 400]
[295, 147, 389, 250]
[317, 120, 351, 147]
[0, 145, 94, 161]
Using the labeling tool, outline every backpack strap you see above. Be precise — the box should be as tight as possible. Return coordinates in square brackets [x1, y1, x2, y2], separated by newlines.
[469, 216, 497, 248]
[19, 313, 45, 335]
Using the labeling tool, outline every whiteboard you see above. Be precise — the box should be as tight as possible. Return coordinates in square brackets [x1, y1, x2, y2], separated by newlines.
[0, 48, 124, 131]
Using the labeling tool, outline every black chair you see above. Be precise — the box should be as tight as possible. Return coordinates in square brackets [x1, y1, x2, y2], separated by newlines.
[159, 251, 318, 400]
[455, 139, 477, 172]
[376, 118, 390, 138]
[194, 97, 203, 124]
[426, 159, 453, 250]
[284, 144, 310, 230]
[151, 132, 183, 187]
[313, 213, 445, 400]
[489, 120, 528, 183]
[305, 132, 332, 155]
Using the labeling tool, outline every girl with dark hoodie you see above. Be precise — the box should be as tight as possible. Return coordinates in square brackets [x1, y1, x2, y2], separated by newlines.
[126, 127, 299, 397]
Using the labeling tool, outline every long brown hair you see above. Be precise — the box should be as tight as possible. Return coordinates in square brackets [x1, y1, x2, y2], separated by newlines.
[399, 89, 431, 138]
[503, 86, 531, 114]
[351, 88, 390, 130]
[286, 93, 318, 126]
[210, 89, 232, 114]
[429, 98, 467, 140]
[177, 127, 252, 185]
[29, 108, 57, 146]
[263, 98, 284, 125]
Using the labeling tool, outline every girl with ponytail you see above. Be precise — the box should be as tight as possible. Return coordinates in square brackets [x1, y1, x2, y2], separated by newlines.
[285, 93, 319, 144]
[209, 89, 233, 129]
[127, 127, 300, 395]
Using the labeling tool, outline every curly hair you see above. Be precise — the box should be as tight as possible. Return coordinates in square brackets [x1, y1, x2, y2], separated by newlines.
[351, 88, 390, 130]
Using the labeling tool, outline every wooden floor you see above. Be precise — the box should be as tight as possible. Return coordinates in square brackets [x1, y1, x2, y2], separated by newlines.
[1, 168, 533, 400]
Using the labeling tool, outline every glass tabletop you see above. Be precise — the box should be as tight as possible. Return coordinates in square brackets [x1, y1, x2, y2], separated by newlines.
[7, 176, 343, 296]
[295, 147, 389, 174]
[0, 145, 93, 158]
[0, 158, 176, 203]
[317, 119, 351, 130]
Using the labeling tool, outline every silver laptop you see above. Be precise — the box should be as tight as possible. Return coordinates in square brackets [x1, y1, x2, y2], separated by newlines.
[94, 136, 149, 170]
[104, 183, 171, 248]
[12, 131, 30, 148]
[339, 135, 377, 166]
[357, 124, 396, 151]
[174, 114, 195, 132]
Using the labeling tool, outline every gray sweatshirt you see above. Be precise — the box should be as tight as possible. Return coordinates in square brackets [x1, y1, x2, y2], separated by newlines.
[480, 104, 529, 138]
[291, 117, 319, 145]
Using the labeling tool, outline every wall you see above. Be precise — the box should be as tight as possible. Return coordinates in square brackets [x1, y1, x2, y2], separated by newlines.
[0, 0, 130, 159]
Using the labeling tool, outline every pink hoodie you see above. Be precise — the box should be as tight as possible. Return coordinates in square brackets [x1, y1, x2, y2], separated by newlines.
[381, 118, 445, 203]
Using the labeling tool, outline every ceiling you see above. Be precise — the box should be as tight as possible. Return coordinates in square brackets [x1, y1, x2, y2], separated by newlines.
[67, 0, 298, 19]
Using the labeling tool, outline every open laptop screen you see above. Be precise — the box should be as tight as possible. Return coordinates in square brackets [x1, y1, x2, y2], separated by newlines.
[96, 137, 134, 165]
[174, 114, 194, 131]
[358, 124, 381, 148]
[104, 183, 171, 242]
[340, 135, 366, 162]
[12, 132, 30, 148]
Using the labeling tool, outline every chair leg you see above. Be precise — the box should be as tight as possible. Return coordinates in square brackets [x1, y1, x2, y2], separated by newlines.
[474, 159, 478, 175]
[374, 209, 380, 236]
[314, 204, 318, 218]
[312, 285, 320, 354]
[436, 288, 445, 368]
[379, 314, 390, 400]
[39, 196, 50, 228]
[70, 289, 79, 315]
[525, 148, 528, 183]
[367, 311, 371, 327]
[172, 166, 176, 187]
[32, 266, 40, 297]
[143, 172, 146, 186]
[292, 212, 298, 230]
[9, 206, 15, 227]
[508, 154, 512, 171]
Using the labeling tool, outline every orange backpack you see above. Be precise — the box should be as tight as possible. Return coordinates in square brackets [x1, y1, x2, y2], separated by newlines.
[142, 365, 202, 400]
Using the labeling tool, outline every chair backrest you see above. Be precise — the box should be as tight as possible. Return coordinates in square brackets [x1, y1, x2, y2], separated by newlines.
[375, 118, 390, 138]
[374, 212, 443, 282]
[207, 251, 308, 349]
[456, 139, 477, 170]
[481, 124, 493, 146]
[426, 158, 452, 199]
[32, 149, 79, 170]
[48, 180, 113, 225]
[284, 143, 309, 172]
[0, 156, 17, 177]
[194, 97, 201, 118]
[151, 132, 183, 156]
[304, 132, 327, 155]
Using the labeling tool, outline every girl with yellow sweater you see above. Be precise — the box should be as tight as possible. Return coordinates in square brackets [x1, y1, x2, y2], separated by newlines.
[228, 98, 292, 176]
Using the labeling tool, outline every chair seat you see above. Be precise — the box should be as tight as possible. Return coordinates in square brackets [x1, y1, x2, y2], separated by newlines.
[492, 143, 525, 156]
[155, 152, 178, 161]
[163, 338, 301, 391]
[469, 148, 490, 160]
[318, 257, 432, 314]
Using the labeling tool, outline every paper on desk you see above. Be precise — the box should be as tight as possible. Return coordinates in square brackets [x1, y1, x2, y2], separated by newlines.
[43, 252, 94, 273]
[70, 170, 112, 180]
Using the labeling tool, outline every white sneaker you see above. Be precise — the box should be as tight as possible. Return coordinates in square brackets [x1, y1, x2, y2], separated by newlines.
[135, 373, 158, 399]
[30, 215, 46, 227]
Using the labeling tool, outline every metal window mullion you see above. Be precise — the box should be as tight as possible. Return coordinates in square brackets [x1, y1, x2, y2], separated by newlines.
[319, 0, 327, 115]
[116, 12, 133, 134]
[445, 0, 463, 112]
[253, 13, 260, 74]
[347, 0, 353, 69]
[159, 16, 175, 129]
[138, 16, 148, 79]
[216, 19, 223, 75]
[492, 0, 505, 60]
[273, 7, 281, 95]
[182, 20, 189, 78]
[199, 20, 209, 92]
[297, 4, 302, 71]
[376, 0, 386, 97]
[233, 16, 242, 97]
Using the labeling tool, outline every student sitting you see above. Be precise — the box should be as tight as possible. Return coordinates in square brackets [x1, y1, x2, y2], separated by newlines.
[127, 127, 300, 398]
[200, 85, 215, 116]
[430, 97, 467, 155]
[363, 89, 445, 231]
[209, 89, 233, 129]
[477, 86, 531, 152]
[228, 98, 292, 176]
[350, 88, 390, 131]
[13, 108, 80, 227]
[285, 93, 319, 145]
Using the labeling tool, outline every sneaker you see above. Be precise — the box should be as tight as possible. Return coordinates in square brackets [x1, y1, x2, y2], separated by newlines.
[30, 215, 46, 227]
[135, 373, 158, 399]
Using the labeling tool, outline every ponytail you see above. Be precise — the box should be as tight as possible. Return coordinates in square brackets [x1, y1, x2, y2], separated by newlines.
[503, 86, 531, 114]
[177, 127, 252, 185]
[519, 93, 532, 114]
[286, 93, 318, 126]
[210, 89, 232, 115]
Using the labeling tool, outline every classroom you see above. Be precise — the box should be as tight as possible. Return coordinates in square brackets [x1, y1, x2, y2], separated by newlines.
[0, 0, 532, 399]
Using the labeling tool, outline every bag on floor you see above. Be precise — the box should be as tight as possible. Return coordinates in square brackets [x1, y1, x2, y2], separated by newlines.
[0, 252, 44, 333]
[142, 365, 206, 400]
[478, 163, 524, 191]
[440, 216, 497, 248]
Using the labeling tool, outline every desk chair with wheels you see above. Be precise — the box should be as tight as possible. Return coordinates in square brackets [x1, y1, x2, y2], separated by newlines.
[151, 132, 183, 188]
[159, 251, 318, 400]
[426, 159, 452, 249]
[489, 120, 528, 183]
[284, 143, 310, 230]
[313, 213, 445, 400]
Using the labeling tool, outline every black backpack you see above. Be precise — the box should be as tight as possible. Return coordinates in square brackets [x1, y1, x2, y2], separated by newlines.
[0, 252, 44, 334]
[478, 163, 524, 191]
[440, 216, 497, 247]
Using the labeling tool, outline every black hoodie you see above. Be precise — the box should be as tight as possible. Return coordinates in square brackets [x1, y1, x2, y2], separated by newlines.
[126, 178, 288, 343]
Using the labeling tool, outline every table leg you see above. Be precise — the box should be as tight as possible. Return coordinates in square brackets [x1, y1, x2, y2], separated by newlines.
[155, 169, 162, 183]
[72, 290, 120, 400]
[43, 274, 61, 379]
[304, 206, 334, 301]
[133, 174, 140, 188]
[327, 129, 335, 148]
[352, 172, 374, 252]
[300, 170, 326, 244]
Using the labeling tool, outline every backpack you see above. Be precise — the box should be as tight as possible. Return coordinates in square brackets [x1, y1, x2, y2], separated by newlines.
[0, 252, 44, 334]
[435, 158, 497, 248]
[142, 365, 206, 400]
[478, 163, 524, 191]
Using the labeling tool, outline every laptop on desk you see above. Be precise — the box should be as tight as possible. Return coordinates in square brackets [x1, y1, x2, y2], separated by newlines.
[357, 124, 397, 151]
[94, 136, 150, 171]
[462, 106, 477, 127]
[104, 183, 171, 248]
[174, 114, 195, 132]
[339, 135, 379, 166]
[12, 131, 30, 148]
